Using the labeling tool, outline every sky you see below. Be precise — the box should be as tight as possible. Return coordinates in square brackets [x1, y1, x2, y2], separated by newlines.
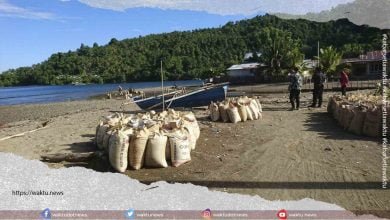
[0, 0, 355, 73]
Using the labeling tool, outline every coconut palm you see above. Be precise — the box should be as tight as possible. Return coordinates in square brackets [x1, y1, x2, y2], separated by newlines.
[256, 27, 303, 76]
[316, 46, 343, 76]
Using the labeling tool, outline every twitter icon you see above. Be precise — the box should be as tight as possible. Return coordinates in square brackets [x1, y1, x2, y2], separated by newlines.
[124, 209, 135, 219]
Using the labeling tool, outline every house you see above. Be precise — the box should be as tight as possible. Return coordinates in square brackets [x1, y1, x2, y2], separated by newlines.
[341, 51, 389, 77]
[226, 62, 267, 84]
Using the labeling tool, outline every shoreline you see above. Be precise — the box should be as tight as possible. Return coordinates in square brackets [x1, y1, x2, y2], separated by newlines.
[0, 99, 140, 125]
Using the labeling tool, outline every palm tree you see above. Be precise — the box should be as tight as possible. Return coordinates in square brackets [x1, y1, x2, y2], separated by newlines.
[316, 46, 343, 76]
[256, 27, 303, 76]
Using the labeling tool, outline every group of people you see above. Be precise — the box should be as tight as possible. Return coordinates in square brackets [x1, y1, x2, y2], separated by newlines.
[288, 67, 349, 111]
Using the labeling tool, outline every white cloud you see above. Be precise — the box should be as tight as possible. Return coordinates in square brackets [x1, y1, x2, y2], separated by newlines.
[0, 0, 55, 20]
[77, 0, 355, 15]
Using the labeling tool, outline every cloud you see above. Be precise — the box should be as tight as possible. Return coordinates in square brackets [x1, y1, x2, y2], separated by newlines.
[0, 0, 56, 20]
[77, 0, 355, 16]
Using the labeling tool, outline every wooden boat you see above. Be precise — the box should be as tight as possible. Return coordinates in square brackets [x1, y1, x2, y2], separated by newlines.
[134, 83, 229, 110]
[133, 91, 177, 110]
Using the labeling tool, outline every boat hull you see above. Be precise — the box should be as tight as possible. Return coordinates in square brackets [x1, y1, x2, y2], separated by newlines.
[134, 84, 228, 110]
[166, 85, 228, 109]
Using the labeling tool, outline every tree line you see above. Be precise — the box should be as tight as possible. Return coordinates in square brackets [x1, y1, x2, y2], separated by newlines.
[0, 14, 387, 87]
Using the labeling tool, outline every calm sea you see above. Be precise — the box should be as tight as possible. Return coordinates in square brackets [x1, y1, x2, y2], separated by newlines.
[0, 80, 202, 106]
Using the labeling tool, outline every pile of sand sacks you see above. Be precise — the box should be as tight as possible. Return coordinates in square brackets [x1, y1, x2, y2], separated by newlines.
[209, 96, 262, 123]
[95, 109, 200, 173]
[327, 94, 386, 137]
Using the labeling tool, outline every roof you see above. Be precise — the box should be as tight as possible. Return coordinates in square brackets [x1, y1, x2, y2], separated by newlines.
[341, 51, 389, 64]
[341, 58, 383, 64]
[227, 62, 266, 70]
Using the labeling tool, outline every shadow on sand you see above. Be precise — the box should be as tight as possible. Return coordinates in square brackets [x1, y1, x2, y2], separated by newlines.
[303, 111, 378, 142]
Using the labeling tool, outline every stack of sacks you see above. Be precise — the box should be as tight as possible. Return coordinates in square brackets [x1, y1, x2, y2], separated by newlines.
[209, 96, 262, 123]
[95, 110, 200, 173]
[327, 94, 386, 137]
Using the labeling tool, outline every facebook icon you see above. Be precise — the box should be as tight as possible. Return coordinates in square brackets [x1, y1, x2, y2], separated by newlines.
[40, 208, 51, 220]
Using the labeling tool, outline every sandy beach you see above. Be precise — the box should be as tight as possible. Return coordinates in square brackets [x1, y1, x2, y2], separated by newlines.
[0, 87, 388, 218]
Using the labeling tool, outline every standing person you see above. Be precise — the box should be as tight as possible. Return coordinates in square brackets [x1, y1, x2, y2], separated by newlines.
[340, 69, 349, 96]
[288, 67, 303, 111]
[310, 67, 326, 108]
[118, 85, 123, 96]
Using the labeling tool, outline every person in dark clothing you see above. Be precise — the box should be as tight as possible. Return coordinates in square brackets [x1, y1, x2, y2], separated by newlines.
[288, 67, 302, 111]
[310, 67, 326, 108]
[118, 85, 123, 95]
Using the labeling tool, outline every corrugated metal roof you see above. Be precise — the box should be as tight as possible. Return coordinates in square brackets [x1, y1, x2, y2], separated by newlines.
[227, 62, 266, 70]
[341, 58, 382, 63]
[341, 51, 389, 64]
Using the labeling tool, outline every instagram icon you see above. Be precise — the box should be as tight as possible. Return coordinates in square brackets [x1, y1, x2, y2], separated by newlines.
[277, 209, 288, 220]
[201, 208, 212, 219]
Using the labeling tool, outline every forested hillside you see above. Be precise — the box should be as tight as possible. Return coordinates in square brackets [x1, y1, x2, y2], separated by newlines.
[0, 14, 387, 86]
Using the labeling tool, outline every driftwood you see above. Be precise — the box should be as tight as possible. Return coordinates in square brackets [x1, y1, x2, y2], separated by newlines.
[41, 151, 104, 163]
[0, 121, 50, 142]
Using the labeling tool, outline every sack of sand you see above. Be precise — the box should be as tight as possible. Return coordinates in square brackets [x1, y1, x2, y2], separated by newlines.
[237, 102, 248, 122]
[103, 113, 122, 126]
[182, 122, 197, 151]
[128, 116, 144, 129]
[102, 129, 114, 152]
[255, 97, 263, 113]
[181, 112, 200, 140]
[219, 102, 229, 122]
[209, 102, 220, 122]
[333, 101, 349, 123]
[168, 128, 191, 167]
[362, 107, 381, 137]
[165, 138, 171, 162]
[227, 102, 241, 123]
[348, 106, 367, 135]
[108, 128, 133, 173]
[95, 121, 102, 146]
[128, 127, 150, 170]
[145, 120, 161, 134]
[327, 97, 335, 114]
[144, 132, 168, 168]
[339, 105, 354, 130]
[96, 123, 109, 150]
[162, 118, 182, 130]
[182, 113, 200, 150]
[249, 99, 261, 120]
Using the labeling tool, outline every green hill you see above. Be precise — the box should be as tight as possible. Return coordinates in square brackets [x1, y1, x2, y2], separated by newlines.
[0, 14, 387, 86]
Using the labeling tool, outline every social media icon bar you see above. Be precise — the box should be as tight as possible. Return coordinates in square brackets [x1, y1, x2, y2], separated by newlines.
[277, 209, 288, 220]
[125, 209, 135, 219]
[201, 208, 212, 219]
[40, 208, 51, 220]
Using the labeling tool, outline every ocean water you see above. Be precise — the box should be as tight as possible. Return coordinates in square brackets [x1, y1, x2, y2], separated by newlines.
[0, 80, 202, 106]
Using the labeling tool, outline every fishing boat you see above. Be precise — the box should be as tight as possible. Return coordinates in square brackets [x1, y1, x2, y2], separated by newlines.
[133, 60, 228, 110]
[134, 83, 229, 110]
[133, 91, 177, 110]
